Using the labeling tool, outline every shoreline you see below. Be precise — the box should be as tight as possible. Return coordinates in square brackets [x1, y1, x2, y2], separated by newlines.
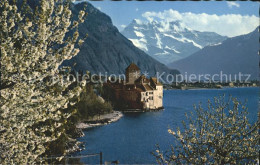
[164, 86, 258, 90]
[67, 112, 123, 154]
[121, 107, 164, 112]
[76, 111, 123, 129]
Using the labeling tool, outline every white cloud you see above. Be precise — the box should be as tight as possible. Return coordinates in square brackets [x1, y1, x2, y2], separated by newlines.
[97, 6, 101, 10]
[136, 8, 139, 11]
[141, 9, 258, 37]
[120, 24, 126, 29]
[227, 2, 240, 8]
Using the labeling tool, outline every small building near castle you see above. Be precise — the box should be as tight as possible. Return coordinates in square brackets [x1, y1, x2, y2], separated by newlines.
[103, 63, 163, 110]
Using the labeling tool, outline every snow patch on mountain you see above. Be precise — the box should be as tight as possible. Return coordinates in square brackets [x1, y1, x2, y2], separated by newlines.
[209, 42, 222, 46]
[183, 38, 203, 49]
[155, 33, 163, 49]
[140, 38, 147, 43]
[163, 34, 203, 49]
[173, 24, 184, 32]
[129, 38, 148, 51]
[163, 34, 185, 43]
[134, 31, 145, 38]
[165, 45, 180, 54]
[155, 50, 170, 56]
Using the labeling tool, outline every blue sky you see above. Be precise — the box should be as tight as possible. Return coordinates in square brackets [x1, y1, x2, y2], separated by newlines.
[79, 1, 259, 37]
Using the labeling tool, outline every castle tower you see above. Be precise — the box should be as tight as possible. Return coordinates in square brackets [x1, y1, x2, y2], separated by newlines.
[125, 63, 141, 84]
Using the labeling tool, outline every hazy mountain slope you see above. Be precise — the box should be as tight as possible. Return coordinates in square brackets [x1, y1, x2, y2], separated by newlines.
[168, 28, 259, 80]
[121, 20, 227, 64]
[61, 2, 179, 77]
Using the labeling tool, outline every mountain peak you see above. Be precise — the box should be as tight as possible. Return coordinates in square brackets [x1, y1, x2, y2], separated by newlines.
[132, 19, 143, 25]
[122, 19, 227, 64]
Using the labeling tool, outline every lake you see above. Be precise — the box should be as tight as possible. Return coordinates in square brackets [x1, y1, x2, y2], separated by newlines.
[74, 87, 259, 164]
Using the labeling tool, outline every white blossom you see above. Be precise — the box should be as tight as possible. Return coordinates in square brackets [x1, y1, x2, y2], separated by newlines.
[154, 96, 259, 164]
[0, 0, 86, 164]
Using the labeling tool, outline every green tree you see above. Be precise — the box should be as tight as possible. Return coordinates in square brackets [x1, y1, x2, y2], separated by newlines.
[77, 83, 113, 120]
[154, 96, 259, 164]
[0, 0, 86, 163]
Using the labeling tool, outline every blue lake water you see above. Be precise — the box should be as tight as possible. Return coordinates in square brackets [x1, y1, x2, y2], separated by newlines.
[75, 87, 259, 164]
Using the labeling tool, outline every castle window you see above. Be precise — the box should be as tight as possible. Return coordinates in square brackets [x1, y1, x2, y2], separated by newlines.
[149, 92, 153, 94]
[149, 96, 153, 100]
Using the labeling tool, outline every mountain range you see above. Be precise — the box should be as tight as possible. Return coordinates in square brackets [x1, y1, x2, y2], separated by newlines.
[121, 19, 227, 65]
[61, 2, 180, 78]
[63, 2, 258, 81]
[168, 27, 259, 80]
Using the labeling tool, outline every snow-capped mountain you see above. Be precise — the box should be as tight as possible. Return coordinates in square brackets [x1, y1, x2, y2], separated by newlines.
[121, 19, 227, 65]
[168, 27, 259, 80]
[61, 2, 180, 77]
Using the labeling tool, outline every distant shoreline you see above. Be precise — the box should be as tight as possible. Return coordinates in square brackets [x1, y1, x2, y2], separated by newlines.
[164, 86, 258, 90]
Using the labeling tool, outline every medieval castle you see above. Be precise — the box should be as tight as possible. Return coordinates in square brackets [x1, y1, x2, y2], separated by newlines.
[104, 63, 163, 110]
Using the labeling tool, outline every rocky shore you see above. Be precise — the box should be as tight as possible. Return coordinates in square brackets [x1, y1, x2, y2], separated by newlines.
[76, 111, 123, 129]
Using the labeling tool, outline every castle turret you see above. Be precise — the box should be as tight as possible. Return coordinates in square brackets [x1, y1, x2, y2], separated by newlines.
[126, 63, 140, 84]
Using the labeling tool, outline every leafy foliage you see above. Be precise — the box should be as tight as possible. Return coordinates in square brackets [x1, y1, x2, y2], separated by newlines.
[77, 83, 113, 120]
[153, 96, 259, 164]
